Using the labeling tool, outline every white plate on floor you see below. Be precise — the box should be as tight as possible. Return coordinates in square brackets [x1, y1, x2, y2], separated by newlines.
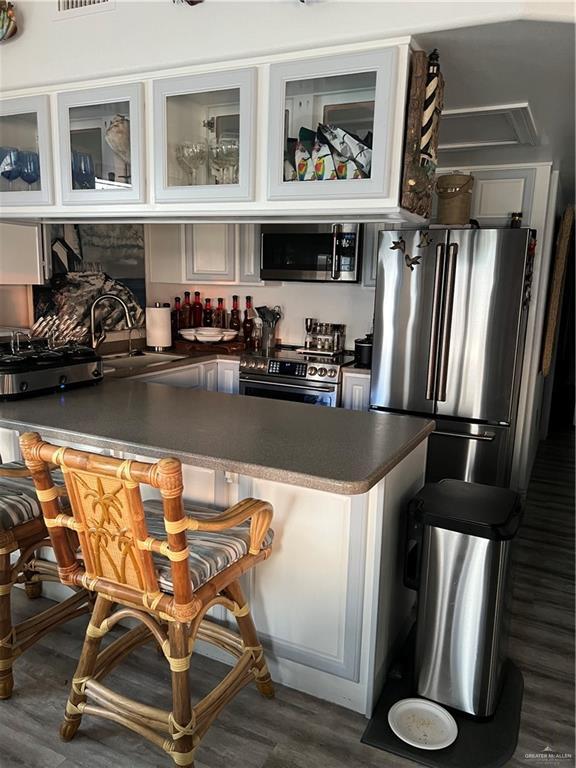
[387, 698, 458, 750]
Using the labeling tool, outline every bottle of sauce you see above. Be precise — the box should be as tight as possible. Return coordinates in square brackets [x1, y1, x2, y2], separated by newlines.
[214, 297, 226, 329]
[181, 291, 192, 328]
[203, 298, 213, 327]
[242, 295, 254, 349]
[191, 291, 203, 328]
[229, 294, 242, 332]
[171, 296, 181, 343]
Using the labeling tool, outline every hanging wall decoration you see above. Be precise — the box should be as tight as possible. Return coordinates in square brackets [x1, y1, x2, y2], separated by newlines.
[0, 1, 17, 43]
[401, 49, 444, 219]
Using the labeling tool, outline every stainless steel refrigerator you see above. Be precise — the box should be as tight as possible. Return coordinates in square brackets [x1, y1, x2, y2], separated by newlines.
[370, 228, 533, 487]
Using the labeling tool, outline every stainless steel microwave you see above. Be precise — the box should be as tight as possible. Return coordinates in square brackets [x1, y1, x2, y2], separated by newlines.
[260, 223, 361, 282]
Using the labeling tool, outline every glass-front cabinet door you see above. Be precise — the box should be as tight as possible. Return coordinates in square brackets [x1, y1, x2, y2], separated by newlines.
[267, 49, 397, 201]
[153, 68, 256, 203]
[57, 83, 144, 204]
[0, 95, 52, 206]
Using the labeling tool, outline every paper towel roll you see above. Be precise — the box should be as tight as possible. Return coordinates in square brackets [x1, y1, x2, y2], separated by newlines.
[146, 306, 172, 349]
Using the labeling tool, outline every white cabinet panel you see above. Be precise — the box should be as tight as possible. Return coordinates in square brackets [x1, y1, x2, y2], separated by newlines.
[153, 68, 256, 203]
[203, 361, 218, 392]
[0, 95, 53, 207]
[0, 222, 44, 284]
[145, 224, 185, 284]
[247, 480, 357, 675]
[185, 223, 236, 282]
[267, 48, 399, 202]
[342, 372, 371, 411]
[217, 360, 240, 394]
[237, 224, 262, 284]
[57, 83, 145, 205]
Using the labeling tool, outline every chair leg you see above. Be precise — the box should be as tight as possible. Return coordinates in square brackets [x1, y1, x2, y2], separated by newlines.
[60, 594, 112, 742]
[0, 552, 14, 700]
[168, 621, 195, 767]
[24, 579, 42, 600]
[224, 580, 274, 699]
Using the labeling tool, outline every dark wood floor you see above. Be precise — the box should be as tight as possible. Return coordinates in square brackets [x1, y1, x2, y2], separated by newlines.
[2, 432, 574, 768]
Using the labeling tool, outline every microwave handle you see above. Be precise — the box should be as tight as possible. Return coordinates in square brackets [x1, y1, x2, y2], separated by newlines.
[331, 224, 342, 280]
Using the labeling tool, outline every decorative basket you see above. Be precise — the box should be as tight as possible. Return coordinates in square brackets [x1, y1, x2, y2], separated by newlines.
[436, 172, 474, 225]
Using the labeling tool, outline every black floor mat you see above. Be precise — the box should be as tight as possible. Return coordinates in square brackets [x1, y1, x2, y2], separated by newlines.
[362, 636, 523, 768]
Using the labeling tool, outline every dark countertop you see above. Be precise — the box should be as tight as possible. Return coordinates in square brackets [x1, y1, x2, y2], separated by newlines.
[0, 380, 434, 496]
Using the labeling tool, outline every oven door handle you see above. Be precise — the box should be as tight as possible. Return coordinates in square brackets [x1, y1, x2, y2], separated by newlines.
[240, 377, 337, 393]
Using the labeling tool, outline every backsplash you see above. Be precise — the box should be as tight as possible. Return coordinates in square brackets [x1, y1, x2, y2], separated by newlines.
[146, 280, 375, 348]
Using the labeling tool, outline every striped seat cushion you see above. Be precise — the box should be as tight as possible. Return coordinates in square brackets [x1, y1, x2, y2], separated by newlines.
[0, 462, 65, 532]
[144, 499, 273, 592]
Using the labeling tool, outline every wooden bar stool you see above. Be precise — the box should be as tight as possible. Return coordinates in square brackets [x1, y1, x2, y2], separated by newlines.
[0, 460, 92, 699]
[20, 432, 275, 768]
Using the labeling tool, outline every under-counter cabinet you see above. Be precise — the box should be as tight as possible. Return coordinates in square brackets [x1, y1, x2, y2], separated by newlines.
[135, 359, 239, 393]
[267, 48, 401, 204]
[0, 95, 53, 206]
[342, 369, 371, 411]
[57, 83, 145, 204]
[153, 69, 256, 203]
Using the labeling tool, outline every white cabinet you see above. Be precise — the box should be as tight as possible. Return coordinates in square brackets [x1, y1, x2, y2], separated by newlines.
[153, 68, 256, 203]
[203, 361, 218, 392]
[57, 83, 145, 205]
[0, 95, 53, 207]
[362, 222, 397, 287]
[146, 223, 262, 285]
[341, 371, 371, 411]
[217, 360, 240, 394]
[267, 48, 399, 202]
[185, 223, 236, 282]
[0, 221, 45, 284]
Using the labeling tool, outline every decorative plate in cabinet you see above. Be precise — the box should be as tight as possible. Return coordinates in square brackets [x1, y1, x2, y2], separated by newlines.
[153, 68, 256, 203]
[0, 95, 53, 206]
[57, 83, 145, 204]
[267, 48, 398, 201]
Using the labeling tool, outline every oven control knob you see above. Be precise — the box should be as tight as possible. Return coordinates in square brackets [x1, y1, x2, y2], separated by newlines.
[327, 368, 337, 378]
[240, 360, 247, 368]
[318, 367, 327, 377]
[258, 361, 266, 370]
[308, 366, 317, 376]
[19, 381, 28, 392]
[248, 360, 256, 368]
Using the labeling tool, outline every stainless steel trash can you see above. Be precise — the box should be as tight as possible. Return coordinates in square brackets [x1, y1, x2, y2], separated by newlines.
[405, 479, 522, 717]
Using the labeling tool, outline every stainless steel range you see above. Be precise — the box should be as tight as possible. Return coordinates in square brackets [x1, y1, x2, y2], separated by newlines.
[239, 349, 354, 407]
[0, 339, 103, 400]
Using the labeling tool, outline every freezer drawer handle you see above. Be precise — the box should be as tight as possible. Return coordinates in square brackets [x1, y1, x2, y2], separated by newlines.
[425, 242, 446, 400]
[437, 242, 458, 401]
[434, 430, 496, 442]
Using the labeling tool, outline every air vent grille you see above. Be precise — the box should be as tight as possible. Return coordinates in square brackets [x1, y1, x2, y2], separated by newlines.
[56, 0, 114, 16]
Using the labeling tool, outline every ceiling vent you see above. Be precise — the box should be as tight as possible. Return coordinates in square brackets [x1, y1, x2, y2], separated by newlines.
[55, 0, 115, 19]
[438, 103, 538, 152]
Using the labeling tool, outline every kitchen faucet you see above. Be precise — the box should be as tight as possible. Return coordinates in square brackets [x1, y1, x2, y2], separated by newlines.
[90, 294, 134, 354]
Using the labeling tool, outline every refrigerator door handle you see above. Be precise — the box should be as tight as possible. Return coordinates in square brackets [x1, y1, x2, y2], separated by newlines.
[425, 242, 446, 400]
[436, 242, 458, 402]
[434, 430, 496, 442]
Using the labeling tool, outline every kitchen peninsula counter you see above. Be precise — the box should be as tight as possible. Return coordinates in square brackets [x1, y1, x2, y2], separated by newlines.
[0, 379, 433, 495]
[0, 379, 432, 717]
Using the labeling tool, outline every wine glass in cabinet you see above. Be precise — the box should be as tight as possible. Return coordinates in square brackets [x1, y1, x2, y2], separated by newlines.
[0, 95, 52, 206]
[57, 83, 145, 204]
[153, 68, 256, 203]
[267, 48, 399, 202]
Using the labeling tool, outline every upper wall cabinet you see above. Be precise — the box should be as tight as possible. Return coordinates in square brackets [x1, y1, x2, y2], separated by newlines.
[57, 83, 145, 204]
[153, 68, 256, 203]
[0, 95, 53, 206]
[267, 49, 397, 202]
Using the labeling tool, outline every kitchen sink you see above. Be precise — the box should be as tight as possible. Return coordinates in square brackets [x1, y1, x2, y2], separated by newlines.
[102, 351, 185, 373]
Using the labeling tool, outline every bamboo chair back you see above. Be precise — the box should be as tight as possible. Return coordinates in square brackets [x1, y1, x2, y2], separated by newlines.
[19, 432, 196, 622]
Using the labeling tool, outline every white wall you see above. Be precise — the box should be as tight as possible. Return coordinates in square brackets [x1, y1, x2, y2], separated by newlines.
[146, 279, 375, 348]
[1, 1, 569, 93]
